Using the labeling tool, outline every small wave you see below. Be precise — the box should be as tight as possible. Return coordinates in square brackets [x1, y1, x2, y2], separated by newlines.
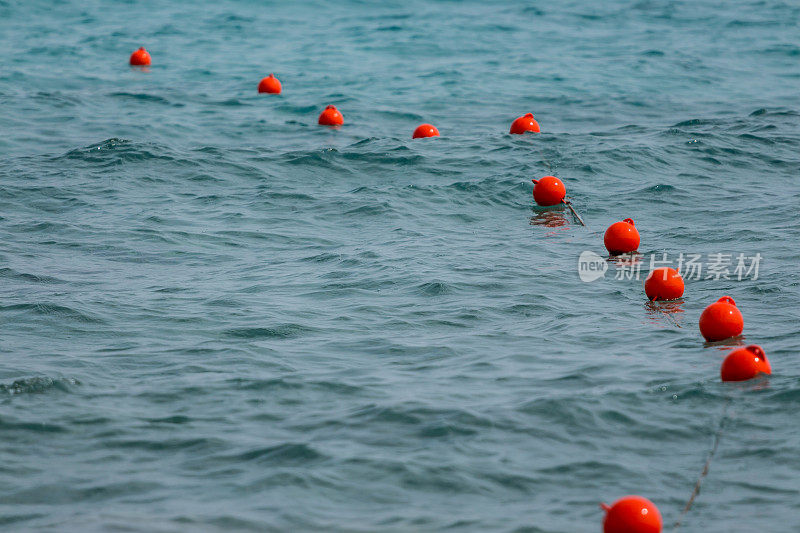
[0, 267, 63, 284]
[143, 415, 193, 425]
[211, 97, 248, 107]
[640, 184, 676, 193]
[108, 92, 179, 106]
[0, 377, 79, 396]
[0, 302, 105, 324]
[231, 378, 303, 391]
[58, 138, 181, 167]
[416, 281, 453, 296]
[758, 44, 800, 57]
[749, 107, 800, 118]
[350, 404, 493, 434]
[343, 202, 395, 216]
[670, 118, 719, 128]
[341, 149, 423, 166]
[32, 91, 81, 107]
[301, 252, 342, 263]
[231, 443, 325, 465]
[106, 437, 220, 452]
[281, 148, 346, 168]
[222, 323, 312, 339]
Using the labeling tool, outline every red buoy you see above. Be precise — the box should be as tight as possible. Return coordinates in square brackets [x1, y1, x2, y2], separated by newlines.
[509, 113, 540, 134]
[129, 47, 151, 66]
[531, 176, 566, 206]
[412, 124, 439, 139]
[318, 105, 343, 126]
[601, 496, 662, 533]
[604, 218, 640, 255]
[721, 345, 771, 382]
[699, 296, 743, 342]
[644, 267, 684, 301]
[258, 73, 282, 94]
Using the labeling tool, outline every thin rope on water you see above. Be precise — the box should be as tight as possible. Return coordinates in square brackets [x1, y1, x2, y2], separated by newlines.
[672, 396, 733, 530]
[563, 198, 586, 227]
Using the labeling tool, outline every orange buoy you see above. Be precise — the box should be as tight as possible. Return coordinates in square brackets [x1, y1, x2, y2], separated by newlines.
[699, 296, 743, 342]
[644, 267, 684, 301]
[509, 113, 540, 134]
[129, 47, 151, 66]
[721, 345, 771, 382]
[318, 105, 343, 126]
[531, 176, 566, 206]
[258, 73, 282, 94]
[604, 218, 640, 255]
[601, 496, 662, 533]
[412, 124, 439, 139]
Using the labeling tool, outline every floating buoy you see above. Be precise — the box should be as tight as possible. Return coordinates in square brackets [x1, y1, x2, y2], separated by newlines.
[601, 496, 662, 533]
[604, 218, 640, 255]
[644, 267, 684, 301]
[699, 296, 743, 342]
[531, 176, 566, 206]
[509, 113, 540, 134]
[412, 124, 439, 139]
[721, 345, 771, 382]
[129, 47, 151, 66]
[318, 105, 343, 126]
[258, 73, 282, 94]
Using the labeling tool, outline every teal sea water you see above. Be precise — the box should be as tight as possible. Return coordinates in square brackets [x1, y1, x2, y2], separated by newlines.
[2, 0, 800, 531]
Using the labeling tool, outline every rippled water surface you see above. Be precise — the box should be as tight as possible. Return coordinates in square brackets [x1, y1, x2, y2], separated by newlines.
[1, 0, 799, 531]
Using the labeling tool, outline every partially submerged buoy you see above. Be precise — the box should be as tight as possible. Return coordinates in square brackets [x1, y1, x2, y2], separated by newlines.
[258, 73, 282, 94]
[601, 496, 662, 533]
[129, 47, 151, 66]
[509, 113, 540, 134]
[604, 218, 640, 255]
[531, 176, 566, 206]
[721, 345, 771, 382]
[318, 105, 343, 126]
[699, 296, 743, 342]
[644, 267, 684, 301]
[412, 124, 439, 139]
